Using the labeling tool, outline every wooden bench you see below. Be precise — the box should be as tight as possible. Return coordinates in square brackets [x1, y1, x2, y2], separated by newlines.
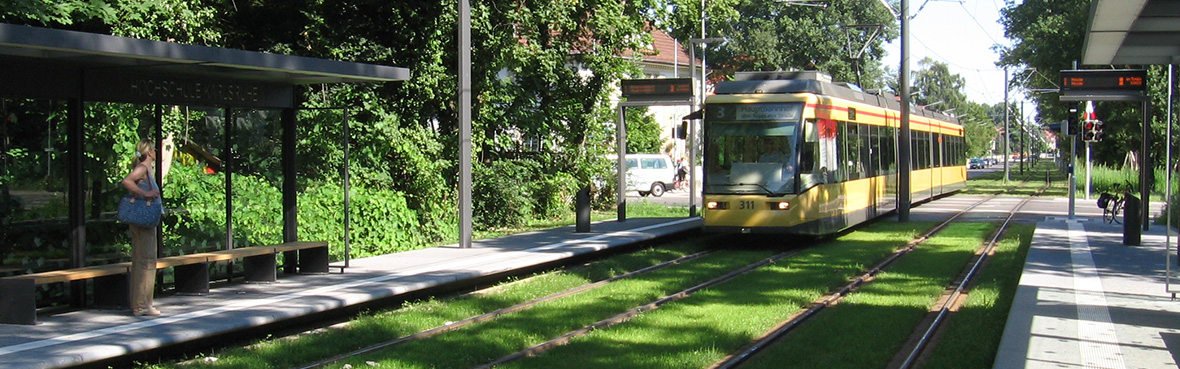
[0, 241, 328, 325]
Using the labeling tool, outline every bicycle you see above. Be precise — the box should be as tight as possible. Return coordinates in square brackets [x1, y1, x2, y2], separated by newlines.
[1097, 181, 1131, 224]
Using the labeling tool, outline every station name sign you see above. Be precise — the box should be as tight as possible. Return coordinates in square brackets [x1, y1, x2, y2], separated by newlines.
[621, 78, 693, 102]
[1059, 69, 1147, 102]
[130, 78, 262, 104]
[85, 73, 294, 108]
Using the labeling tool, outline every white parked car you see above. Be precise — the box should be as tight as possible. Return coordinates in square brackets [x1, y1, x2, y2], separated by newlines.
[605, 154, 676, 197]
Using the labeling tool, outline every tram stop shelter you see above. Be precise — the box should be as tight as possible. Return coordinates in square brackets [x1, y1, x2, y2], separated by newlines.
[1081, 0, 1180, 294]
[0, 23, 409, 308]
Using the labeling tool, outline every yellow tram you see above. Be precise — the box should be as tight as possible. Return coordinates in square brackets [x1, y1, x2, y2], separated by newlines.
[701, 71, 965, 235]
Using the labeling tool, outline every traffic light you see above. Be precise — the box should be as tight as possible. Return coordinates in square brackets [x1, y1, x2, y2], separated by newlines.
[675, 120, 688, 140]
[1082, 120, 1096, 142]
[1081, 120, 1105, 142]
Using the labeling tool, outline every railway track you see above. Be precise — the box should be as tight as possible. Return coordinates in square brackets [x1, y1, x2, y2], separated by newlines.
[172, 193, 1042, 369]
[888, 191, 1043, 369]
[709, 190, 1046, 369]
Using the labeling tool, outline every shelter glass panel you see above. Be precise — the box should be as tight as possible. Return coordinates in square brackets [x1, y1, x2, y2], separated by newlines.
[1, 99, 73, 277]
[297, 108, 350, 263]
[229, 109, 284, 247]
[164, 107, 229, 257]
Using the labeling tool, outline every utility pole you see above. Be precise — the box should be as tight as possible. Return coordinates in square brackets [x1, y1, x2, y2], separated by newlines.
[1003, 69, 1010, 182]
[458, 0, 472, 248]
[898, 0, 912, 222]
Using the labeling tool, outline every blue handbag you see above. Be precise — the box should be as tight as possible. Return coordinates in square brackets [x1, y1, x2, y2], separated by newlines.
[117, 172, 163, 227]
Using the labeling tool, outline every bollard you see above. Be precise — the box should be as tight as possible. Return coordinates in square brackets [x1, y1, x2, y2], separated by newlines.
[1123, 194, 1141, 246]
[576, 186, 591, 233]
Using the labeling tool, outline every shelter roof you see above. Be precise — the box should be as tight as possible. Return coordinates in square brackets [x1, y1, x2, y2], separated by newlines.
[1082, 0, 1180, 65]
[0, 23, 410, 85]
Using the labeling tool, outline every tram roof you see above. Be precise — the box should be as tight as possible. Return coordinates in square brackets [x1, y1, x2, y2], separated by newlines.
[0, 23, 410, 86]
[715, 72, 959, 124]
[1082, 0, 1180, 65]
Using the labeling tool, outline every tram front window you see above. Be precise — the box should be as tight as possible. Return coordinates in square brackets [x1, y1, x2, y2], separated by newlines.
[705, 123, 800, 195]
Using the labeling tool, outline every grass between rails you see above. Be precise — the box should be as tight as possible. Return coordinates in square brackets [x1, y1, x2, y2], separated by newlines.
[919, 224, 1035, 368]
[496, 221, 937, 369]
[734, 222, 1001, 369]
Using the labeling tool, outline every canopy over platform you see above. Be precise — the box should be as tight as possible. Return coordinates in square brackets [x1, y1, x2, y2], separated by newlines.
[0, 23, 411, 108]
[1082, 0, 1180, 65]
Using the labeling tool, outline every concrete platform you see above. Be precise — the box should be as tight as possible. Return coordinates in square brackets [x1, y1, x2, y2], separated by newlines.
[0, 217, 700, 369]
[993, 217, 1180, 369]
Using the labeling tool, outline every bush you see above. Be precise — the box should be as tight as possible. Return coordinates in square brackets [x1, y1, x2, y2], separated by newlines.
[534, 171, 578, 220]
[473, 160, 536, 230]
[298, 180, 422, 260]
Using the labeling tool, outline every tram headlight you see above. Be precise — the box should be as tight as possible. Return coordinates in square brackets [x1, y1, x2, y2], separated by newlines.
[775, 201, 791, 210]
[706, 201, 728, 209]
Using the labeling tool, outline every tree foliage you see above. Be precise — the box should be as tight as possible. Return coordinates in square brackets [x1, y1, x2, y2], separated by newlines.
[660, 0, 897, 89]
[997, 0, 1173, 167]
[5, 0, 1042, 263]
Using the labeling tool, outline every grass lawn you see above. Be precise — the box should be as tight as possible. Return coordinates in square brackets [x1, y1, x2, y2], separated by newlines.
[499, 222, 936, 369]
[964, 160, 1067, 197]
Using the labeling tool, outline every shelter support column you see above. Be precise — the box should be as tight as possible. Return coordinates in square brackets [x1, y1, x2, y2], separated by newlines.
[67, 94, 86, 307]
[1143, 100, 1151, 231]
[617, 106, 627, 221]
[282, 107, 298, 273]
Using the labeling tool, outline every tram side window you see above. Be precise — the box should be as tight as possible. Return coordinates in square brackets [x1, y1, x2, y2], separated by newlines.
[944, 136, 953, 167]
[957, 136, 963, 165]
[910, 133, 919, 170]
[842, 123, 851, 180]
[882, 125, 895, 174]
[923, 133, 932, 169]
[921, 134, 927, 170]
[935, 133, 944, 168]
[912, 132, 930, 170]
[851, 122, 869, 180]
[956, 136, 965, 165]
[843, 122, 863, 180]
[799, 120, 819, 189]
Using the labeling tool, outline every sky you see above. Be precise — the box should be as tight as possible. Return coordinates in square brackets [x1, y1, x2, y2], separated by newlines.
[882, 0, 1016, 107]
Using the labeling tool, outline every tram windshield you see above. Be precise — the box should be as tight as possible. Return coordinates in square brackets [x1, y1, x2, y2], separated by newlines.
[704, 103, 803, 195]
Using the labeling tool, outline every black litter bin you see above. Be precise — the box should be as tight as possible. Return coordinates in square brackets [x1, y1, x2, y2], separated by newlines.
[1123, 194, 1141, 246]
[576, 186, 591, 233]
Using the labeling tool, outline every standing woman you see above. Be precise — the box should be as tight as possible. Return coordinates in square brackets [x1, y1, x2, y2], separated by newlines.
[121, 139, 161, 316]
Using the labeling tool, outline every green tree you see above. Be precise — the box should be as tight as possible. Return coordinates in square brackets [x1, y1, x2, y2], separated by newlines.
[660, 0, 896, 89]
[625, 109, 663, 154]
[912, 58, 967, 109]
[0, 0, 116, 28]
